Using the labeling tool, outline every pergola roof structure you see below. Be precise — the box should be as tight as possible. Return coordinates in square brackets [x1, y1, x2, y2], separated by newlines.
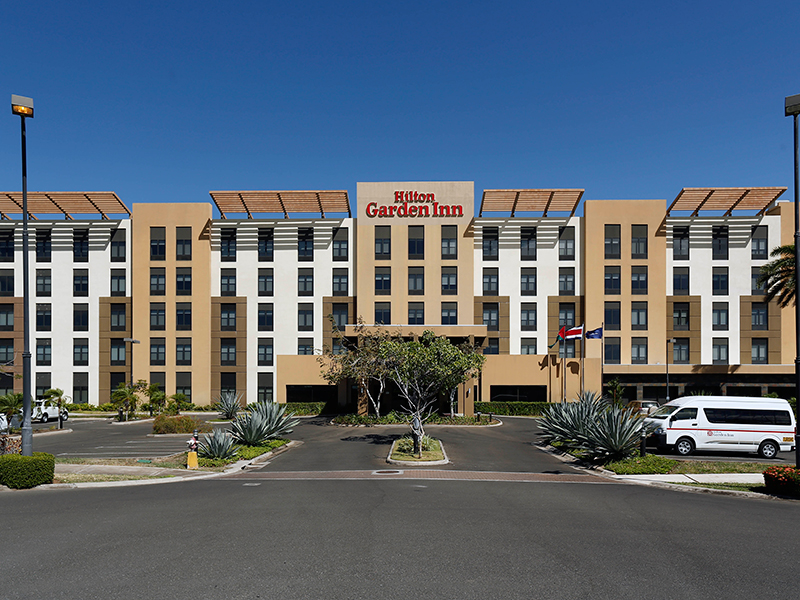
[668, 187, 786, 216]
[479, 189, 584, 217]
[210, 191, 351, 219]
[0, 192, 129, 220]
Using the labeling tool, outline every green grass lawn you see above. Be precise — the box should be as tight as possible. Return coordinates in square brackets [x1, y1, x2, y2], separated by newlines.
[605, 454, 775, 475]
[391, 438, 444, 462]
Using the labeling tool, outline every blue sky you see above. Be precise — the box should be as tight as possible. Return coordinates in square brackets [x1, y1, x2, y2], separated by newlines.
[1, 1, 798, 216]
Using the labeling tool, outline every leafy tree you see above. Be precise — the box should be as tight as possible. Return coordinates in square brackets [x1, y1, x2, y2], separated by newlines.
[758, 244, 796, 307]
[605, 378, 625, 407]
[0, 392, 23, 432]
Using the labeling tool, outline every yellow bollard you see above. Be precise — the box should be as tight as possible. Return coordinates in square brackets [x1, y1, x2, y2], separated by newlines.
[187, 451, 198, 469]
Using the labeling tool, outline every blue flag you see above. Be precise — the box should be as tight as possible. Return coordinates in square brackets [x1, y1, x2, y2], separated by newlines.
[585, 327, 603, 339]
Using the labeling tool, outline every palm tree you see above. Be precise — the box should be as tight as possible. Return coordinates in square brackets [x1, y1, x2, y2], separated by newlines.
[757, 244, 796, 308]
[43, 388, 70, 427]
[111, 382, 141, 421]
[0, 392, 23, 432]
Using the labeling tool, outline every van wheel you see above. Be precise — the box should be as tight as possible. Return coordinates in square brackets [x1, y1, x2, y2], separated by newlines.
[40, 413, 48, 423]
[675, 437, 695, 456]
[758, 440, 779, 459]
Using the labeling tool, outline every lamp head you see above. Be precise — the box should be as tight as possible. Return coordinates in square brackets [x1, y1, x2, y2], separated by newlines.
[786, 94, 800, 117]
[11, 94, 34, 118]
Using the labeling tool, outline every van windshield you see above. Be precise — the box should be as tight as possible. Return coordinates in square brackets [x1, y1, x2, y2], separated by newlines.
[649, 405, 679, 419]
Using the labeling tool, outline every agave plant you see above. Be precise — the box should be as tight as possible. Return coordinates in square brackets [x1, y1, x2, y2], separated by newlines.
[230, 402, 299, 446]
[580, 405, 651, 462]
[197, 428, 238, 460]
[215, 391, 243, 420]
[539, 393, 606, 449]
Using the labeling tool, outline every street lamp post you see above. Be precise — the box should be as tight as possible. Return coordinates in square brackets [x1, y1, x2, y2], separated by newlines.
[786, 93, 800, 468]
[11, 95, 33, 456]
[666, 338, 676, 403]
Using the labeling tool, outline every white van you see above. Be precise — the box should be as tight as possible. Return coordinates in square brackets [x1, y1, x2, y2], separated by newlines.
[645, 396, 796, 458]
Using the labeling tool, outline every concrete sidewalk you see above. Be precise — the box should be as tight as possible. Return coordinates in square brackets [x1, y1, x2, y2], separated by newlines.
[613, 473, 764, 485]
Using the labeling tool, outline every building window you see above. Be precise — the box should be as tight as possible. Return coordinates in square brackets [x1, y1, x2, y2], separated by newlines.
[605, 266, 620, 295]
[484, 338, 500, 355]
[375, 226, 391, 259]
[298, 303, 313, 331]
[752, 225, 768, 260]
[0, 304, 14, 331]
[559, 226, 575, 260]
[712, 338, 728, 365]
[631, 338, 647, 364]
[298, 228, 314, 261]
[673, 226, 689, 260]
[408, 267, 424, 295]
[258, 228, 274, 262]
[176, 303, 192, 331]
[0, 339, 13, 364]
[73, 373, 89, 404]
[441, 267, 457, 295]
[253, 268, 272, 297]
[558, 303, 575, 328]
[673, 338, 690, 364]
[176, 227, 192, 260]
[220, 268, 236, 296]
[220, 373, 236, 396]
[220, 338, 236, 365]
[176, 268, 192, 296]
[559, 267, 575, 295]
[0, 231, 13, 262]
[408, 226, 424, 260]
[36, 229, 52, 262]
[298, 268, 314, 296]
[150, 338, 166, 366]
[559, 339, 575, 359]
[483, 303, 499, 331]
[110, 339, 126, 366]
[220, 303, 236, 331]
[258, 338, 273, 366]
[333, 227, 348, 261]
[150, 267, 165, 296]
[483, 268, 498, 296]
[36, 339, 51, 366]
[521, 268, 536, 296]
[0, 270, 14, 296]
[442, 225, 458, 259]
[605, 302, 620, 330]
[35, 373, 52, 400]
[482, 227, 498, 261]
[375, 267, 391, 295]
[150, 227, 166, 261]
[110, 228, 126, 262]
[332, 268, 348, 296]
[604, 225, 620, 259]
[752, 338, 768, 364]
[111, 269, 126, 297]
[150, 303, 165, 330]
[36, 269, 51, 297]
[258, 303, 273, 331]
[408, 302, 424, 325]
[73, 230, 89, 262]
[752, 302, 768, 330]
[521, 303, 536, 331]
[110, 304, 126, 331]
[176, 338, 192, 366]
[712, 302, 728, 331]
[73, 269, 89, 297]
[37, 303, 52, 331]
[631, 266, 648, 295]
[521, 338, 537, 355]
[712, 225, 728, 260]
[441, 302, 457, 325]
[257, 372, 273, 403]
[73, 339, 89, 366]
[375, 302, 390, 325]
[72, 304, 87, 331]
[604, 337, 620, 365]
[673, 267, 689, 295]
[521, 227, 536, 261]
[298, 338, 314, 356]
[220, 229, 236, 261]
[631, 302, 648, 330]
[712, 267, 728, 295]
[631, 225, 647, 259]
[330, 304, 348, 330]
[752, 267, 765, 295]
[673, 302, 689, 331]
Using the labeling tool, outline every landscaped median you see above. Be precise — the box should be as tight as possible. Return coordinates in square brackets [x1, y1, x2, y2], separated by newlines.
[387, 435, 449, 466]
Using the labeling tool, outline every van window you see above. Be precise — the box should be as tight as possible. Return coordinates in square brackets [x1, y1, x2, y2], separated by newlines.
[672, 408, 697, 421]
[704, 408, 792, 425]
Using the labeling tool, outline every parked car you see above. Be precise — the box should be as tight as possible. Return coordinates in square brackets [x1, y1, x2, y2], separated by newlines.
[0, 413, 21, 432]
[627, 400, 659, 415]
[33, 401, 69, 423]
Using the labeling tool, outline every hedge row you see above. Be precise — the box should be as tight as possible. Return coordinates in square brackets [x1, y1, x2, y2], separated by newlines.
[0, 452, 55, 489]
[285, 402, 328, 415]
[474, 401, 551, 416]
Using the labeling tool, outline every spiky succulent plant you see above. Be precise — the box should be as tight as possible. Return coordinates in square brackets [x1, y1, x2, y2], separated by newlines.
[230, 402, 299, 446]
[197, 428, 238, 460]
[215, 392, 243, 420]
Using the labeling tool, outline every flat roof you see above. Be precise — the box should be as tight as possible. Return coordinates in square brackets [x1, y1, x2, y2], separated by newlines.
[668, 187, 786, 216]
[210, 191, 351, 219]
[0, 192, 129, 220]
[479, 189, 584, 217]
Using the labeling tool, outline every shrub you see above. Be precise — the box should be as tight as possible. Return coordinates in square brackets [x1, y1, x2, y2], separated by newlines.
[98, 403, 117, 412]
[474, 401, 551, 416]
[230, 402, 299, 446]
[235, 440, 288, 459]
[395, 434, 436, 453]
[67, 403, 92, 412]
[0, 452, 55, 489]
[215, 392, 243, 420]
[605, 454, 678, 475]
[285, 402, 326, 415]
[197, 429, 238, 460]
[763, 465, 800, 496]
[152, 415, 212, 435]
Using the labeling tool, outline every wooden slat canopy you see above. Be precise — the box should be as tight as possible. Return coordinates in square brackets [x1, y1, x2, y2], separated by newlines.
[479, 189, 583, 217]
[210, 191, 351, 219]
[0, 192, 128, 220]
[668, 187, 786, 216]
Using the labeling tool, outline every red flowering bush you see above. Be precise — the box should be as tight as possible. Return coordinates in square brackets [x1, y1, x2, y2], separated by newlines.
[763, 465, 800, 496]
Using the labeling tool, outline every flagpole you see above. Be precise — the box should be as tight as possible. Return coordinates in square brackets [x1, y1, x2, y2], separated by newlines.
[601, 322, 605, 397]
[580, 323, 585, 396]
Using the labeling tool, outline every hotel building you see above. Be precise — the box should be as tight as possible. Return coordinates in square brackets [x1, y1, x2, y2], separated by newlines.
[0, 182, 792, 413]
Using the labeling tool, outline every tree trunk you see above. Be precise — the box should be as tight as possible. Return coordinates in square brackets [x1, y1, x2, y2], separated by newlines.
[357, 379, 369, 416]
